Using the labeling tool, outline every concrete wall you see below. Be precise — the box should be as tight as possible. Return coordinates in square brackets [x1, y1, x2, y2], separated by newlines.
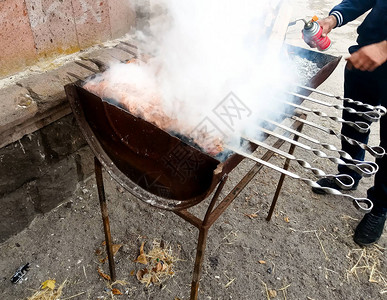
[0, 0, 136, 78]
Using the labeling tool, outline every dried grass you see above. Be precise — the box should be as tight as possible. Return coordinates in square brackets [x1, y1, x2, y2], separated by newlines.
[27, 280, 66, 300]
[346, 245, 387, 293]
[135, 240, 179, 287]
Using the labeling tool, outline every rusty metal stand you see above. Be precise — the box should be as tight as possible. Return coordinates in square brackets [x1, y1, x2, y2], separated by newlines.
[174, 115, 306, 299]
[93, 117, 306, 299]
[95, 157, 117, 282]
[266, 114, 306, 221]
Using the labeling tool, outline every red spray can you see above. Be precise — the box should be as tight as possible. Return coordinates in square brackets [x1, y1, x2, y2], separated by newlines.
[300, 16, 331, 51]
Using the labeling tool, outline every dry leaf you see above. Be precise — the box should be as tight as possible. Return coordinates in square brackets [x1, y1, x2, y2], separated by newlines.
[112, 244, 122, 255]
[41, 279, 56, 290]
[155, 262, 162, 272]
[161, 263, 168, 271]
[112, 288, 122, 295]
[100, 244, 123, 263]
[259, 260, 266, 264]
[136, 269, 148, 281]
[245, 213, 258, 219]
[268, 289, 277, 298]
[130, 270, 135, 276]
[135, 242, 148, 264]
[97, 267, 111, 281]
[284, 216, 290, 223]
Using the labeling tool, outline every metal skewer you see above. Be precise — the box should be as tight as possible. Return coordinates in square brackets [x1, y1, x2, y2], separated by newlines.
[294, 84, 387, 116]
[284, 101, 371, 133]
[225, 145, 373, 213]
[242, 135, 355, 189]
[285, 113, 386, 158]
[256, 126, 377, 177]
[261, 118, 379, 171]
[288, 92, 382, 122]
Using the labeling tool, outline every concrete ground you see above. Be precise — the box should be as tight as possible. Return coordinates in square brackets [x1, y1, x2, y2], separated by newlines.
[0, 0, 385, 299]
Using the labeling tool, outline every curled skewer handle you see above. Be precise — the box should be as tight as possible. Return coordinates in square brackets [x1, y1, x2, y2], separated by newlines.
[360, 110, 382, 122]
[286, 101, 370, 133]
[353, 198, 374, 212]
[374, 105, 387, 116]
[262, 118, 370, 165]
[329, 174, 354, 190]
[289, 92, 382, 122]
[351, 160, 379, 173]
[367, 146, 386, 158]
[338, 97, 387, 116]
[288, 114, 384, 158]
[349, 162, 376, 177]
[340, 135, 386, 159]
[226, 145, 373, 213]
[293, 84, 386, 117]
[257, 126, 378, 177]
[347, 121, 371, 133]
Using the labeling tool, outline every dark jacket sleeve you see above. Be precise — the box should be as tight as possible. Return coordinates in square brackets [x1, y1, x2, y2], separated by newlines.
[329, 0, 376, 27]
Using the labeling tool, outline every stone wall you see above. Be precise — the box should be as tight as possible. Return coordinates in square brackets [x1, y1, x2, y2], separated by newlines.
[0, 40, 138, 242]
[0, 115, 94, 243]
[0, 0, 136, 78]
[0, 0, 141, 242]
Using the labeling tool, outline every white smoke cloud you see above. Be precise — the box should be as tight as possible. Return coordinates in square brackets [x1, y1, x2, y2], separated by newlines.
[86, 0, 298, 154]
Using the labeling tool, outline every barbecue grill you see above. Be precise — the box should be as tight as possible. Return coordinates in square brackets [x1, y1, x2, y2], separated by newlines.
[65, 44, 384, 299]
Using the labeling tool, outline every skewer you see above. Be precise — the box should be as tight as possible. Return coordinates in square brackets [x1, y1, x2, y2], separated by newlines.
[288, 91, 382, 122]
[284, 101, 370, 133]
[294, 84, 387, 116]
[262, 118, 379, 171]
[256, 126, 377, 177]
[242, 135, 355, 189]
[285, 113, 386, 158]
[225, 144, 373, 213]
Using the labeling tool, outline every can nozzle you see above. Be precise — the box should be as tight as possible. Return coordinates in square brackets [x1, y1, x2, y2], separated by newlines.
[289, 16, 319, 28]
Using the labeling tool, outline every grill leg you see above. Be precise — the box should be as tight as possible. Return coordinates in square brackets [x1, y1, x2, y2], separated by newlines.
[189, 176, 228, 300]
[266, 120, 305, 221]
[95, 157, 117, 282]
[190, 228, 209, 300]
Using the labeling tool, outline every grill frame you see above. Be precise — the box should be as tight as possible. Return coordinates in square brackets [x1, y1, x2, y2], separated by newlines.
[65, 46, 341, 300]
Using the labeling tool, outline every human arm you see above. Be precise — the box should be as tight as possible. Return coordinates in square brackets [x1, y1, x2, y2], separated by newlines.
[328, 0, 375, 27]
[346, 40, 387, 71]
[317, 0, 375, 36]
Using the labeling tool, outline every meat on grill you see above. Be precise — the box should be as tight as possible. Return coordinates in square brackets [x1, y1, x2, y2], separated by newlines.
[83, 61, 224, 156]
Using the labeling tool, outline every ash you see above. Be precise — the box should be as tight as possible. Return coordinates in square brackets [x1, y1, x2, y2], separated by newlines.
[291, 56, 321, 84]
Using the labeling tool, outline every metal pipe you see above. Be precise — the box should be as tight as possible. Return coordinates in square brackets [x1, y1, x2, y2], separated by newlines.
[256, 126, 377, 177]
[224, 145, 373, 213]
[294, 84, 387, 116]
[289, 91, 382, 122]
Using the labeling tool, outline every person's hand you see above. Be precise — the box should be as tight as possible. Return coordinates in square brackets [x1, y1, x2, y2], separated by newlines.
[346, 41, 387, 71]
[317, 15, 337, 37]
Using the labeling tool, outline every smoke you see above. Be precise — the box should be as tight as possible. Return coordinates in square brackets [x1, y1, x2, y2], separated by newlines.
[86, 0, 298, 154]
